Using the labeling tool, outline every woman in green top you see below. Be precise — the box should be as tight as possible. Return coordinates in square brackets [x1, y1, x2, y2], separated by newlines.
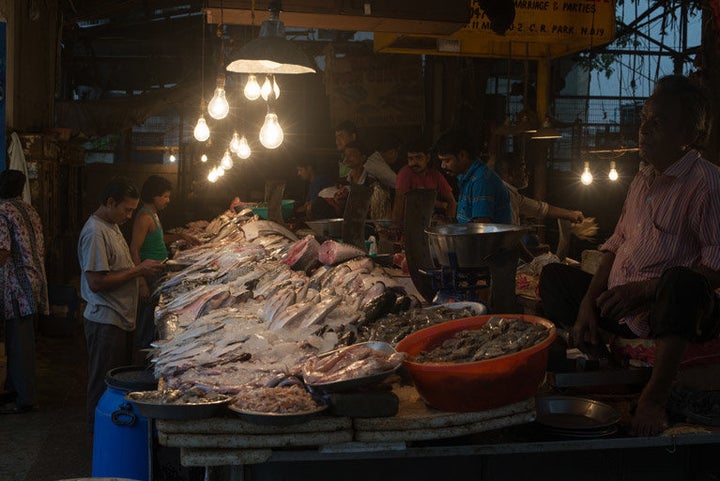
[130, 175, 198, 360]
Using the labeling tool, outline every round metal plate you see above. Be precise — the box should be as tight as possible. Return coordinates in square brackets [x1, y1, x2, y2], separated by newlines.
[535, 395, 621, 430]
[125, 392, 232, 420]
[228, 403, 328, 426]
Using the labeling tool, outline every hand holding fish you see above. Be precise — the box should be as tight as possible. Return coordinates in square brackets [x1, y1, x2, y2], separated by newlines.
[138, 258, 164, 277]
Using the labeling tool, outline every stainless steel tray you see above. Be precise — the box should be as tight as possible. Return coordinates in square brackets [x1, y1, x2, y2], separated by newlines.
[535, 395, 620, 430]
[305, 341, 402, 392]
[228, 403, 328, 426]
[125, 391, 232, 420]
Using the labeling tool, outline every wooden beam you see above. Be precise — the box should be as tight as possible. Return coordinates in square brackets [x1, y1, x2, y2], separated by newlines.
[206, 0, 469, 35]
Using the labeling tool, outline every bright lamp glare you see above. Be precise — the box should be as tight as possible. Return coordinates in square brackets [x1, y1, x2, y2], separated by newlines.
[608, 161, 619, 181]
[220, 150, 234, 170]
[238, 135, 251, 159]
[208, 87, 230, 120]
[244, 74, 261, 101]
[259, 113, 284, 149]
[261, 77, 272, 101]
[581, 162, 593, 186]
[229, 132, 241, 154]
[193, 115, 210, 142]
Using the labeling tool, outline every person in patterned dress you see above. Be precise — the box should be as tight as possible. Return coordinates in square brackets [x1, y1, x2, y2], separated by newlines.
[0, 170, 48, 414]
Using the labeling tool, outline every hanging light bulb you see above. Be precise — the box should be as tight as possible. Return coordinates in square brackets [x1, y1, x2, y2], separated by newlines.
[216, 165, 225, 176]
[229, 132, 241, 154]
[193, 114, 210, 142]
[581, 161, 593, 185]
[261, 76, 273, 101]
[208, 167, 219, 183]
[237, 135, 251, 159]
[244, 74, 261, 100]
[169, 153, 177, 163]
[208, 76, 230, 120]
[260, 112, 284, 149]
[273, 76, 280, 99]
[200, 154, 208, 163]
[221, 150, 234, 170]
[608, 161, 619, 181]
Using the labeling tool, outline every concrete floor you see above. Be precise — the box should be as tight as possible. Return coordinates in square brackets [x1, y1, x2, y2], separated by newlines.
[0, 323, 93, 481]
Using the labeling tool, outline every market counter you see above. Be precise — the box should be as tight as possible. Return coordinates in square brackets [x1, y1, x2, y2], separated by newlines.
[156, 386, 535, 467]
[155, 385, 720, 481]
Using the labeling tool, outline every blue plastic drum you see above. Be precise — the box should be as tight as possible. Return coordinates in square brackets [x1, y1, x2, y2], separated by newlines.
[92, 366, 157, 481]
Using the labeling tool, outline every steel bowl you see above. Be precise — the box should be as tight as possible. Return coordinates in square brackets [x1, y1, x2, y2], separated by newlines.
[425, 223, 529, 268]
[305, 218, 344, 239]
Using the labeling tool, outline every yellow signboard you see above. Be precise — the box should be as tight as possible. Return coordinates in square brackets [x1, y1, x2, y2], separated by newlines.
[375, 0, 616, 59]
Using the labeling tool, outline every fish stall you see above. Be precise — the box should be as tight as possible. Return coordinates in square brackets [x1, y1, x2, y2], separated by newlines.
[125, 210, 720, 480]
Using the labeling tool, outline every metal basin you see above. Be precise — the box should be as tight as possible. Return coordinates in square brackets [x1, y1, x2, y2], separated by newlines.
[425, 223, 528, 268]
[304, 218, 344, 239]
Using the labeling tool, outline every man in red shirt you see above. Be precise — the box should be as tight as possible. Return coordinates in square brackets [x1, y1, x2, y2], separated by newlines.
[392, 138, 457, 226]
[539, 75, 720, 436]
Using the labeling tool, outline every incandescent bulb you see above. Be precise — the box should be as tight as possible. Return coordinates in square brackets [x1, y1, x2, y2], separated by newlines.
[259, 113, 284, 149]
[220, 150, 234, 170]
[200, 154, 208, 163]
[208, 87, 230, 120]
[229, 132, 241, 154]
[208, 168, 219, 183]
[608, 161, 619, 181]
[238, 135, 251, 159]
[244, 74, 261, 101]
[169, 154, 176, 163]
[581, 162, 593, 185]
[193, 115, 210, 142]
[261, 77, 272, 101]
[273, 77, 280, 99]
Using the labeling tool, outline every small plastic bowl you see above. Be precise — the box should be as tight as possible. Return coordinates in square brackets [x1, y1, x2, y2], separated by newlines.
[395, 314, 556, 412]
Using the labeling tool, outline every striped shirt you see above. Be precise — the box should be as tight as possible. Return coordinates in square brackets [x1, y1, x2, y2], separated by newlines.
[601, 150, 720, 337]
[456, 160, 511, 224]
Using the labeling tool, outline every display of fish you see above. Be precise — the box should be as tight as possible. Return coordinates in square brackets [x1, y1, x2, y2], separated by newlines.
[283, 234, 321, 273]
[317, 239, 366, 265]
[148, 211, 427, 395]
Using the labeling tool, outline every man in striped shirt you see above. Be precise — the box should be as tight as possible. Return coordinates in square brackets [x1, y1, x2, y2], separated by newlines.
[435, 129, 511, 224]
[540, 75, 720, 436]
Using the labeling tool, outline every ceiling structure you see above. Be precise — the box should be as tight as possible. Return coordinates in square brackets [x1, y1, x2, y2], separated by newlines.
[58, 1, 703, 98]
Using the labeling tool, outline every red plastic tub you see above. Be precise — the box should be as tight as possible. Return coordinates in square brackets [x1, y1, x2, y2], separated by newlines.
[396, 314, 557, 412]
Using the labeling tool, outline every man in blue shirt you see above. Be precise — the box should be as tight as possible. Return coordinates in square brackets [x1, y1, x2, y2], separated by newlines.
[435, 129, 511, 223]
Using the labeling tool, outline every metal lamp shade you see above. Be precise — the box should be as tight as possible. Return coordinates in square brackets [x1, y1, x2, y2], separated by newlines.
[225, 18, 316, 74]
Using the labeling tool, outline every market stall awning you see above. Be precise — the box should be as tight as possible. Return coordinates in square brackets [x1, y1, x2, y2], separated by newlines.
[374, 0, 616, 59]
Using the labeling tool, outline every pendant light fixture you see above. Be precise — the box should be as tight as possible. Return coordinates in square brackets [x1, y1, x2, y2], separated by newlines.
[220, 150, 234, 169]
[608, 161, 619, 181]
[261, 75, 281, 101]
[229, 131, 242, 154]
[193, 8, 211, 142]
[208, 3, 230, 120]
[580, 161, 593, 185]
[208, 75, 230, 120]
[237, 135, 252, 159]
[225, 0, 316, 75]
[260, 110, 284, 149]
[244, 74, 261, 100]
